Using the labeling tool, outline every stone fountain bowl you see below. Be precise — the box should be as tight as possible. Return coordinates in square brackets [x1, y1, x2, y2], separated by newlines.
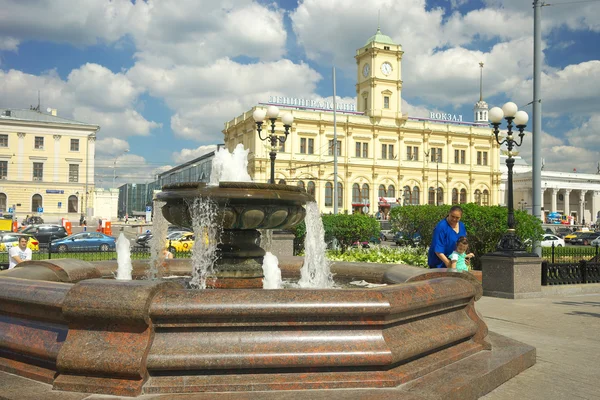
[156, 182, 315, 230]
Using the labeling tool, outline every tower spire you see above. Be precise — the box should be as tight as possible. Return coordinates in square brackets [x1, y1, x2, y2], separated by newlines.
[479, 62, 484, 101]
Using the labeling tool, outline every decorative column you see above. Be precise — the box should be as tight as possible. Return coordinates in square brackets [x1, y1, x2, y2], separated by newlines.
[53, 135, 61, 182]
[17, 132, 25, 181]
[592, 191, 600, 226]
[580, 190, 588, 224]
[551, 188, 558, 214]
[563, 189, 571, 218]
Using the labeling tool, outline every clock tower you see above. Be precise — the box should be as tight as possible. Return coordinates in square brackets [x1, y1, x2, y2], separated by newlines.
[355, 27, 404, 119]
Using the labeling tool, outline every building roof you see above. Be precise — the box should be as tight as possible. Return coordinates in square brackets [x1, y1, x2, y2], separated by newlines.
[0, 108, 99, 128]
[365, 28, 396, 46]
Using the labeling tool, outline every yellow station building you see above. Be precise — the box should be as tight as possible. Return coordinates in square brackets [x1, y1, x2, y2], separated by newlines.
[223, 29, 499, 216]
[0, 108, 99, 222]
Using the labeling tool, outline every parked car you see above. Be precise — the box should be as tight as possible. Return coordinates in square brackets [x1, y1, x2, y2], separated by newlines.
[540, 234, 565, 247]
[394, 232, 421, 247]
[591, 235, 600, 247]
[555, 227, 573, 238]
[572, 232, 600, 246]
[0, 232, 39, 252]
[167, 225, 192, 233]
[20, 216, 44, 227]
[563, 230, 589, 244]
[49, 232, 116, 253]
[21, 224, 68, 246]
[379, 230, 392, 241]
[166, 232, 195, 253]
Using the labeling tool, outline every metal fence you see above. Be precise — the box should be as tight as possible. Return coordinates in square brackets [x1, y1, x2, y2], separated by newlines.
[542, 260, 600, 285]
[0, 245, 192, 270]
[542, 243, 599, 264]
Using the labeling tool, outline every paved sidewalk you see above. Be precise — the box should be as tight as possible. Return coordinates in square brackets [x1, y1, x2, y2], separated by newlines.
[478, 293, 600, 400]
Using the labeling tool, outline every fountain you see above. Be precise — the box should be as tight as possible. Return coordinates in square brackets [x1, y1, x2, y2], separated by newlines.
[0, 147, 535, 399]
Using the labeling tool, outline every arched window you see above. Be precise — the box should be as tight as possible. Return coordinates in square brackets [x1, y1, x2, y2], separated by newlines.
[436, 188, 444, 205]
[278, 179, 286, 185]
[378, 184, 386, 198]
[325, 182, 333, 206]
[337, 182, 343, 208]
[31, 194, 42, 213]
[452, 188, 459, 204]
[482, 189, 490, 206]
[361, 184, 370, 204]
[412, 186, 420, 205]
[352, 183, 361, 203]
[68, 195, 78, 213]
[460, 188, 467, 204]
[387, 185, 395, 198]
[429, 187, 436, 205]
[474, 189, 482, 205]
[307, 181, 316, 197]
[403, 186, 411, 205]
[0, 193, 6, 212]
[297, 181, 305, 191]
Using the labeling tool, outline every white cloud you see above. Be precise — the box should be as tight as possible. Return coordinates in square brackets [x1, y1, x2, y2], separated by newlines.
[95, 138, 130, 156]
[172, 144, 218, 164]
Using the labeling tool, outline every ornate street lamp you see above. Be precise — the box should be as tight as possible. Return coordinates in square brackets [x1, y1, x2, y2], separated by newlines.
[490, 102, 529, 253]
[253, 106, 294, 184]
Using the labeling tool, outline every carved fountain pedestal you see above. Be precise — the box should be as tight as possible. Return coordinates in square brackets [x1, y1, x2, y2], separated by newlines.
[157, 182, 313, 288]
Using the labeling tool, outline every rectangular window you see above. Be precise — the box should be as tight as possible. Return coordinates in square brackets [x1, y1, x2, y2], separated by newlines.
[477, 151, 482, 165]
[277, 136, 285, 152]
[431, 148, 442, 163]
[328, 140, 341, 156]
[69, 164, 79, 183]
[383, 96, 390, 109]
[70, 139, 79, 151]
[0, 161, 7, 179]
[381, 144, 395, 160]
[483, 151, 488, 166]
[0, 134, 7, 147]
[355, 142, 361, 157]
[407, 146, 419, 161]
[300, 138, 307, 154]
[33, 162, 43, 180]
[454, 149, 466, 164]
[461, 150, 466, 164]
[34, 136, 44, 150]
[362, 143, 368, 158]
[477, 151, 488, 166]
[308, 138, 314, 154]
[381, 144, 387, 159]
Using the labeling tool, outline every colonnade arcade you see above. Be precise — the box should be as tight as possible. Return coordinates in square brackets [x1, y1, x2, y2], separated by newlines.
[541, 188, 598, 225]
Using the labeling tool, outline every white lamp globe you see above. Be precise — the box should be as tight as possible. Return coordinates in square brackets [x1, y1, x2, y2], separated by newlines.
[252, 109, 266, 122]
[282, 113, 294, 126]
[502, 102, 518, 118]
[266, 105, 280, 119]
[514, 110, 529, 127]
[489, 107, 504, 123]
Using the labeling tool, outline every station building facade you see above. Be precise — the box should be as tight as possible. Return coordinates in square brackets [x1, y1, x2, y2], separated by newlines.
[0, 108, 99, 222]
[222, 29, 499, 215]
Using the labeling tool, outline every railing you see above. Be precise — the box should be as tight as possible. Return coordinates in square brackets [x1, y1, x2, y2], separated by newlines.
[0, 245, 192, 270]
[542, 243, 599, 264]
[542, 260, 600, 285]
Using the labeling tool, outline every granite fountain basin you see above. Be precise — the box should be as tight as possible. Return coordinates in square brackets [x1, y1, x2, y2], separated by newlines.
[0, 258, 535, 399]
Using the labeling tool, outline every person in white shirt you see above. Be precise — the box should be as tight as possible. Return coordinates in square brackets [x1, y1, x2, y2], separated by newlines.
[8, 236, 32, 269]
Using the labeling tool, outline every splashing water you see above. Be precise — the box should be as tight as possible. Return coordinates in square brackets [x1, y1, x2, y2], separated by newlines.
[148, 200, 169, 280]
[116, 232, 132, 280]
[262, 252, 282, 289]
[298, 202, 334, 288]
[189, 197, 221, 289]
[209, 143, 252, 185]
[259, 229, 273, 252]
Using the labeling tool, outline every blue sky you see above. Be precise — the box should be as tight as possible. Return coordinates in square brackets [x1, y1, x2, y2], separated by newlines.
[1, 0, 600, 187]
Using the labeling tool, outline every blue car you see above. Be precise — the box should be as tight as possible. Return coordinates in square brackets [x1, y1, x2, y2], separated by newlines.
[50, 232, 116, 253]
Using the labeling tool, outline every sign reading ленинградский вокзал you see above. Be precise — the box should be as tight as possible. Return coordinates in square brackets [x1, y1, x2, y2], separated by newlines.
[429, 112, 463, 122]
[267, 96, 357, 112]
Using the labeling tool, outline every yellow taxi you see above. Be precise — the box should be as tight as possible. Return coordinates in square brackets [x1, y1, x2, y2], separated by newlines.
[0, 233, 39, 252]
[564, 229, 589, 244]
[166, 232, 195, 253]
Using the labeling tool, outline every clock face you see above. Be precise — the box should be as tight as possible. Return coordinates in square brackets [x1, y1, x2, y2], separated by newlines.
[381, 62, 392, 76]
[362, 63, 370, 77]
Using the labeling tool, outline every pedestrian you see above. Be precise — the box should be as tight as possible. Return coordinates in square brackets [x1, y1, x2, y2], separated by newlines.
[9, 236, 32, 269]
[79, 213, 84, 226]
[125, 214, 129, 224]
[428, 205, 467, 269]
[449, 236, 475, 272]
[163, 248, 174, 260]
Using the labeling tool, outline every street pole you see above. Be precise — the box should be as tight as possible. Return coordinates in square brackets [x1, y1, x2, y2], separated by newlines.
[333, 66, 339, 215]
[532, 0, 543, 256]
[436, 155, 439, 206]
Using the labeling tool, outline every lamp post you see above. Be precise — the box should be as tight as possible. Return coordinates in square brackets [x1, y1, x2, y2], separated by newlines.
[112, 149, 129, 188]
[252, 106, 293, 184]
[490, 102, 529, 252]
[518, 199, 528, 212]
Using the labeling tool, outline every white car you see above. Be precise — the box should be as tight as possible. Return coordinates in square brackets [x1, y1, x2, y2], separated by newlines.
[591, 236, 600, 247]
[540, 234, 565, 247]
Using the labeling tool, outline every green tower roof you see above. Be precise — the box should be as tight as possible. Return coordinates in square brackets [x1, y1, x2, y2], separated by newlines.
[365, 27, 396, 46]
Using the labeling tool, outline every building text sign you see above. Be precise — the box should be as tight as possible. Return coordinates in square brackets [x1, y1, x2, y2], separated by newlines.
[429, 112, 463, 122]
[268, 96, 356, 112]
